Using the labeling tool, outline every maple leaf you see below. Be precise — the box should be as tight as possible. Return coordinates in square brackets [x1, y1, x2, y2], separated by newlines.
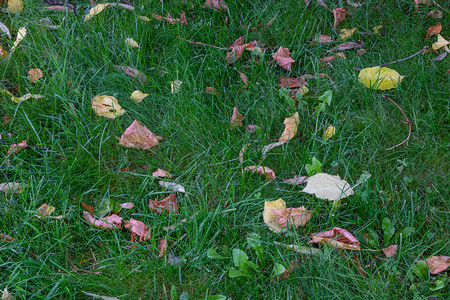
[425, 23, 441, 40]
[263, 198, 312, 232]
[309, 227, 360, 250]
[203, 0, 228, 12]
[230, 107, 244, 128]
[91, 95, 126, 118]
[279, 112, 299, 143]
[302, 173, 354, 201]
[272, 46, 295, 71]
[333, 7, 349, 28]
[119, 120, 160, 150]
[358, 67, 404, 90]
[149, 194, 179, 214]
[124, 219, 151, 242]
[243, 165, 276, 181]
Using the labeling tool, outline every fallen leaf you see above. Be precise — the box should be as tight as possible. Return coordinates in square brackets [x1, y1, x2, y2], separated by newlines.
[10, 27, 26, 55]
[283, 175, 308, 185]
[346, 0, 362, 7]
[432, 34, 450, 50]
[180, 11, 188, 25]
[247, 125, 259, 133]
[84, 3, 110, 22]
[203, 0, 228, 12]
[124, 219, 151, 242]
[206, 87, 218, 96]
[130, 90, 149, 103]
[41, 5, 74, 14]
[149, 193, 179, 214]
[36, 17, 63, 30]
[170, 80, 182, 93]
[158, 239, 167, 257]
[230, 107, 244, 128]
[309, 227, 360, 250]
[10, 93, 44, 104]
[152, 13, 185, 25]
[0, 22, 11, 39]
[320, 53, 346, 63]
[427, 10, 443, 18]
[279, 112, 299, 143]
[272, 46, 295, 71]
[80, 292, 119, 300]
[274, 241, 322, 255]
[358, 66, 404, 90]
[425, 23, 441, 40]
[139, 15, 151, 22]
[225, 38, 246, 65]
[8, 0, 23, 13]
[243, 165, 276, 181]
[113, 65, 148, 84]
[83, 211, 123, 229]
[159, 181, 186, 193]
[312, 34, 334, 44]
[0, 46, 8, 59]
[331, 41, 363, 51]
[119, 202, 134, 209]
[339, 28, 356, 40]
[167, 253, 185, 266]
[6, 140, 27, 157]
[110, 3, 134, 10]
[152, 169, 173, 179]
[302, 173, 354, 201]
[119, 120, 160, 150]
[431, 51, 447, 61]
[263, 198, 312, 232]
[382, 245, 398, 258]
[278, 77, 308, 89]
[240, 72, 249, 89]
[323, 125, 336, 141]
[28, 68, 43, 83]
[333, 7, 349, 28]
[238, 143, 250, 164]
[357, 48, 367, 55]
[426, 255, 450, 274]
[1, 234, 15, 242]
[125, 38, 139, 48]
[1, 287, 14, 300]
[81, 201, 95, 213]
[35, 203, 55, 219]
[91, 95, 126, 118]
[373, 25, 383, 35]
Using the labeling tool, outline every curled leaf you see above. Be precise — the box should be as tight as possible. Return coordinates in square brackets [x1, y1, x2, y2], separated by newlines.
[243, 165, 276, 181]
[91, 95, 126, 118]
[152, 168, 173, 179]
[124, 219, 151, 242]
[331, 41, 363, 51]
[323, 125, 336, 141]
[10, 27, 26, 55]
[0, 22, 11, 39]
[130, 90, 149, 103]
[302, 173, 354, 201]
[119, 120, 160, 150]
[149, 193, 179, 214]
[283, 175, 308, 185]
[230, 107, 244, 128]
[113, 65, 148, 84]
[159, 181, 186, 193]
[263, 198, 312, 232]
[309, 227, 360, 250]
[425, 23, 441, 40]
[158, 239, 167, 257]
[83, 211, 123, 229]
[84, 3, 110, 22]
[279, 112, 299, 143]
[125, 38, 139, 48]
[358, 67, 404, 90]
[432, 34, 450, 50]
[272, 46, 295, 71]
[333, 7, 349, 28]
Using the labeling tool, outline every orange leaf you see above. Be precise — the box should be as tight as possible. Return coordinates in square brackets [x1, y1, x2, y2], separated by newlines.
[425, 23, 441, 40]
[28, 68, 43, 83]
[206, 86, 218, 96]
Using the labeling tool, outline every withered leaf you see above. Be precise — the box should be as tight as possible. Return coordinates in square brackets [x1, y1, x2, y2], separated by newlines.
[426, 255, 450, 274]
[113, 65, 148, 84]
[382, 245, 398, 258]
[331, 41, 363, 51]
[240, 72, 249, 89]
[119, 120, 160, 150]
[124, 219, 151, 242]
[158, 239, 167, 258]
[312, 34, 334, 44]
[309, 227, 360, 250]
[28, 68, 43, 83]
[263, 198, 312, 232]
[425, 23, 441, 40]
[203, 0, 228, 12]
[149, 193, 179, 214]
[1, 233, 15, 242]
[159, 181, 186, 193]
[333, 7, 349, 28]
[83, 211, 122, 229]
[320, 53, 346, 63]
[230, 107, 244, 128]
[272, 46, 295, 71]
[152, 169, 173, 179]
[279, 77, 308, 89]
[283, 175, 308, 185]
[243, 165, 276, 181]
[279, 112, 299, 143]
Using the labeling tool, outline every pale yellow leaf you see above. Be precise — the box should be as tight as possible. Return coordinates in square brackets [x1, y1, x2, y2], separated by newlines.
[11, 93, 44, 104]
[8, 0, 24, 14]
[339, 28, 356, 40]
[130, 90, 149, 103]
[84, 3, 110, 22]
[170, 80, 182, 93]
[323, 125, 336, 141]
[125, 38, 139, 48]
[279, 112, 299, 143]
[10, 27, 26, 54]
[91, 95, 126, 118]
[139, 16, 151, 22]
[302, 173, 354, 201]
[263, 198, 312, 233]
[358, 67, 404, 90]
[0, 182, 27, 194]
[432, 34, 450, 50]
[263, 198, 286, 232]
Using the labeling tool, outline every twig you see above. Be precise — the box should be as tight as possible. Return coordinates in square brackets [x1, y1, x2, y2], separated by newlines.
[207, 157, 239, 166]
[432, 0, 449, 13]
[177, 36, 229, 50]
[381, 95, 411, 151]
[353, 46, 429, 71]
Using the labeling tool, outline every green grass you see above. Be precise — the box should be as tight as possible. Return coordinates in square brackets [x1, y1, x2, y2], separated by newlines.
[1, 0, 449, 299]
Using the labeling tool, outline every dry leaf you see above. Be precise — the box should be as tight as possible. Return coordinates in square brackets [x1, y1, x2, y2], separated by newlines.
[1, 287, 14, 300]
[247, 125, 259, 133]
[206, 87, 218, 96]
[230, 107, 244, 128]
[312, 34, 334, 44]
[152, 168, 173, 179]
[0, 22, 11, 39]
[130, 90, 149, 103]
[302, 173, 354, 201]
[323, 125, 336, 141]
[0, 182, 26, 194]
[36, 203, 56, 219]
[170, 80, 182, 93]
[84, 3, 109, 22]
[279, 77, 308, 89]
[125, 38, 139, 48]
[240, 72, 249, 89]
[124, 219, 151, 242]
[382, 245, 398, 258]
[357, 48, 367, 55]
[309, 227, 360, 250]
[431, 51, 447, 61]
[113, 65, 148, 84]
[139, 15, 151, 22]
[83, 211, 122, 229]
[339, 28, 356, 40]
[373, 25, 383, 35]
[81, 201, 95, 213]
[10, 93, 43, 103]
[427, 10, 443, 18]
[426, 255, 450, 274]
[0, 46, 8, 59]
[180, 11, 188, 25]
[41, 5, 74, 14]
[331, 41, 363, 51]
[8, 0, 23, 13]
[158, 239, 167, 257]
[28, 68, 43, 83]
[272, 46, 295, 71]
[283, 175, 308, 185]
[1, 234, 15, 242]
[119, 202, 134, 209]
[159, 181, 186, 193]
[238, 143, 250, 164]
[358, 67, 404, 90]
[279, 112, 299, 143]
[203, 0, 228, 12]
[149, 193, 179, 214]
[261, 142, 285, 160]
[226, 44, 246, 65]
[425, 23, 441, 40]
[263, 198, 312, 232]
[432, 34, 450, 50]
[320, 53, 346, 63]
[119, 120, 159, 150]
[91, 95, 126, 118]
[243, 165, 276, 181]
[275, 261, 295, 281]
[333, 7, 349, 28]
[10, 27, 26, 55]
[152, 13, 185, 25]
[6, 140, 27, 157]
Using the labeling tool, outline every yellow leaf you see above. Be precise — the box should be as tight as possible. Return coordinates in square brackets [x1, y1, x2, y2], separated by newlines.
[8, 0, 24, 13]
[263, 198, 287, 232]
[339, 28, 356, 40]
[279, 112, 299, 142]
[139, 16, 151, 22]
[125, 38, 139, 48]
[263, 198, 312, 232]
[358, 67, 404, 90]
[11, 93, 44, 103]
[130, 90, 149, 103]
[323, 125, 336, 141]
[373, 25, 383, 35]
[84, 3, 110, 22]
[10, 27, 26, 54]
[432, 34, 450, 50]
[91, 95, 126, 118]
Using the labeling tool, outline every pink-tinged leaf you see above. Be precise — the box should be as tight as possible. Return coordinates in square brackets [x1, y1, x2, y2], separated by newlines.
[320, 52, 346, 63]
[240, 72, 249, 89]
[83, 211, 122, 229]
[261, 142, 285, 160]
[346, 0, 362, 7]
[152, 13, 186, 25]
[230, 107, 244, 128]
[272, 46, 295, 71]
[331, 41, 363, 51]
[113, 3, 135, 10]
[41, 5, 75, 14]
[333, 7, 349, 28]
[382, 245, 398, 258]
[279, 77, 308, 89]
[158, 181, 186, 193]
[124, 219, 151, 242]
[283, 175, 308, 185]
[309, 227, 360, 250]
[427, 10, 443, 19]
[167, 253, 184, 266]
[119, 202, 134, 209]
[226, 44, 246, 65]
[6, 140, 27, 157]
[152, 168, 173, 179]
[119, 120, 160, 150]
[203, 0, 228, 12]
[180, 11, 188, 25]
[243, 165, 276, 181]
[113, 65, 148, 84]
[206, 86, 219, 96]
[426, 255, 450, 274]
[158, 239, 167, 258]
[312, 34, 334, 44]
[28, 68, 43, 83]
[149, 193, 179, 214]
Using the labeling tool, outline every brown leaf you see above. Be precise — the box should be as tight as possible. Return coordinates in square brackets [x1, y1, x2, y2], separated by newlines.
[124, 219, 151, 242]
[279, 112, 299, 143]
[333, 7, 349, 28]
[243, 165, 276, 181]
[312, 34, 334, 44]
[1, 233, 14, 242]
[203, 0, 228, 12]
[36, 203, 55, 219]
[320, 52, 346, 63]
[152, 168, 173, 179]
[0, 46, 8, 59]
[149, 193, 179, 214]
[6, 140, 27, 157]
[41, 5, 75, 14]
[240, 72, 249, 89]
[83, 211, 122, 229]
[331, 41, 363, 51]
[230, 107, 244, 128]
[81, 201, 95, 213]
[426, 255, 450, 274]
[382, 245, 398, 258]
[28, 68, 43, 83]
[247, 125, 259, 133]
[180, 11, 188, 25]
[309, 227, 360, 250]
[353, 256, 367, 277]
[279, 77, 308, 89]
[357, 48, 368, 55]
[152, 13, 186, 25]
[272, 46, 295, 71]
[113, 65, 148, 84]
[226, 44, 246, 65]
[425, 23, 441, 40]
[283, 175, 308, 185]
[118, 120, 160, 150]
[158, 181, 186, 193]
[206, 86, 219, 96]
[158, 239, 167, 258]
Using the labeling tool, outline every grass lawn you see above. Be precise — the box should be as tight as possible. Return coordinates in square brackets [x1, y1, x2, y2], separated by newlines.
[1, 0, 449, 299]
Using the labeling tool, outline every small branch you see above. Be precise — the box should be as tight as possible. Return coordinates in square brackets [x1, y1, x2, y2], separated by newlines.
[381, 95, 411, 151]
[432, 0, 449, 13]
[177, 36, 229, 50]
[353, 46, 429, 71]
